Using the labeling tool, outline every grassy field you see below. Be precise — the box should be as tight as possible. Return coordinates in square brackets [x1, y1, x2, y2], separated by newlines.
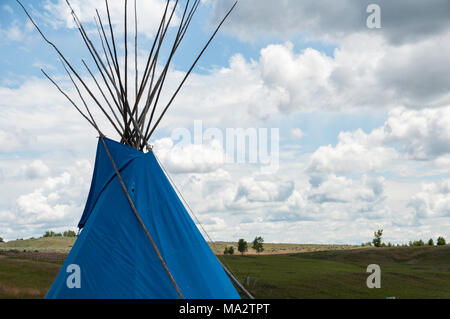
[210, 241, 360, 255]
[219, 245, 450, 299]
[0, 237, 75, 252]
[1, 239, 449, 299]
[0, 255, 61, 298]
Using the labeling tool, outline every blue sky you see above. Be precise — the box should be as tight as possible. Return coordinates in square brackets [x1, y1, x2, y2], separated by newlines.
[1, 0, 449, 244]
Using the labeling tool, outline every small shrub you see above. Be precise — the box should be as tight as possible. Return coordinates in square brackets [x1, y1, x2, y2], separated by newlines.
[43, 231, 56, 238]
[63, 230, 77, 237]
[437, 236, 446, 246]
[372, 229, 383, 247]
[409, 240, 425, 246]
[223, 246, 234, 255]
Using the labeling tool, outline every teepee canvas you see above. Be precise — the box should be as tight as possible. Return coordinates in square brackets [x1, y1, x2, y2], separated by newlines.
[46, 138, 239, 298]
[17, 0, 251, 299]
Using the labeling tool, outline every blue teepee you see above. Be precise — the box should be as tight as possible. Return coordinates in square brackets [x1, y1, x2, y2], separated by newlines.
[46, 137, 240, 299]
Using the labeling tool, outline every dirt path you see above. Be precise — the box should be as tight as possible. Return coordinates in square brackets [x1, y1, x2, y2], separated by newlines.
[0, 250, 67, 262]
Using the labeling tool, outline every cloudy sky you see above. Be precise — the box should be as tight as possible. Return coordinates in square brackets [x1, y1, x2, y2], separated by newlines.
[1, 0, 449, 244]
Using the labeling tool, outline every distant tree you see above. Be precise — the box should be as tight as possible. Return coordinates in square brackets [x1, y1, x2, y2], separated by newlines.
[43, 231, 56, 238]
[387, 242, 392, 247]
[54, 233, 62, 237]
[372, 229, 383, 247]
[410, 239, 425, 246]
[223, 246, 234, 255]
[252, 236, 264, 254]
[63, 230, 76, 238]
[428, 238, 434, 246]
[237, 239, 248, 255]
[437, 236, 446, 246]
[0, 236, 3, 243]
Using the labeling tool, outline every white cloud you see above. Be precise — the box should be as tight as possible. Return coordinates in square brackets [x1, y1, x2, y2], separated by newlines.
[162, 34, 450, 129]
[308, 106, 450, 175]
[291, 128, 304, 139]
[0, 20, 25, 42]
[154, 137, 226, 174]
[42, 0, 180, 39]
[18, 160, 50, 180]
[308, 174, 385, 204]
[258, 43, 334, 113]
[235, 177, 294, 203]
[0, 161, 92, 240]
[382, 107, 450, 160]
[308, 129, 397, 175]
[16, 187, 71, 223]
[265, 174, 388, 223]
[0, 129, 29, 152]
[408, 180, 450, 219]
[212, 0, 450, 45]
[3, 5, 14, 14]
[6, 22, 23, 41]
[173, 165, 388, 226]
[173, 168, 236, 213]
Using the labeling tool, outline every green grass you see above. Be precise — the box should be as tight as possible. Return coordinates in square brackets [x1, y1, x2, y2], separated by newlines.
[0, 257, 61, 298]
[219, 245, 450, 299]
[0, 237, 76, 252]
